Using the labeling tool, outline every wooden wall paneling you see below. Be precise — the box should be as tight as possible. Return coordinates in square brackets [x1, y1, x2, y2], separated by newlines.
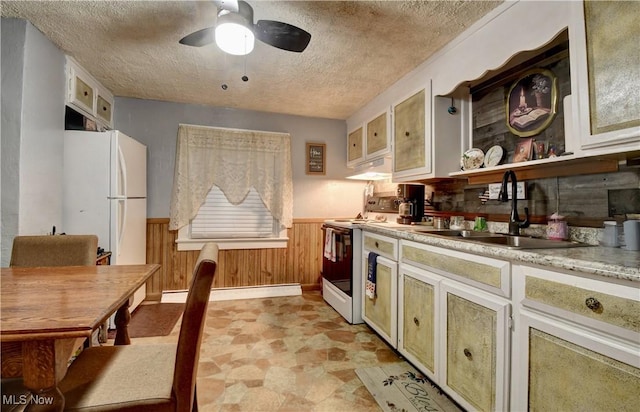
[145, 219, 168, 300]
[146, 219, 325, 292]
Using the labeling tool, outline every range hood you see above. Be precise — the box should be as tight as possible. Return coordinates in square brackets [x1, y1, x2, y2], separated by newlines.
[346, 157, 392, 180]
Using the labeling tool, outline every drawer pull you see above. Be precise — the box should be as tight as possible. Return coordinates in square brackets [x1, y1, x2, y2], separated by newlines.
[375, 241, 379, 248]
[585, 297, 602, 312]
[463, 348, 473, 360]
[413, 317, 420, 327]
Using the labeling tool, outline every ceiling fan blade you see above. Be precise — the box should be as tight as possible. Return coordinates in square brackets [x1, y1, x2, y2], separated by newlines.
[255, 20, 311, 53]
[179, 27, 215, 47]
[213, 0, 239, 13]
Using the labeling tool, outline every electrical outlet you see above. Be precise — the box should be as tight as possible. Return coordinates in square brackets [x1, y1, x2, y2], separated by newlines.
[488, 182, 526, 200]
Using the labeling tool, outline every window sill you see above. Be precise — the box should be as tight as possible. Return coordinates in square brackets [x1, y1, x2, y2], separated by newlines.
[176, 237, 289, 251]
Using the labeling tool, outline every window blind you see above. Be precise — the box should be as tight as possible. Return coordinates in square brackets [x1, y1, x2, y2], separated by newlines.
[191, 186, 275, 238]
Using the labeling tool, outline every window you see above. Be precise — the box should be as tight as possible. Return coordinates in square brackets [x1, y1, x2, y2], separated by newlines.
[170, 125, 293, 250]
[191, 186, 276, 239]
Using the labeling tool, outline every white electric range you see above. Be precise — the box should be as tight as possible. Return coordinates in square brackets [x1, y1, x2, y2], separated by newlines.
[321, 194, 419, 324]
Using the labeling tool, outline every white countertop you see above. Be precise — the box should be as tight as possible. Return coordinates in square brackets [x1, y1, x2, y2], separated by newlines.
[359, 223, 640, 283]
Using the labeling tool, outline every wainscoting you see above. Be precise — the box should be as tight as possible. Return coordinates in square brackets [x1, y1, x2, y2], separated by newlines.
[145, 218, 324, 298]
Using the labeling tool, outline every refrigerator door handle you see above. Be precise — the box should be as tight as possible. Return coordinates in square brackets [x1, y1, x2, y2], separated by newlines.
[118, 198, 127, 258]
[117, 143, 127, 197]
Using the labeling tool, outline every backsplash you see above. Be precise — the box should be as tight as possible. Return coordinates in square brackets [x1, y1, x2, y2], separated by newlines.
[424, 164, 640, 228]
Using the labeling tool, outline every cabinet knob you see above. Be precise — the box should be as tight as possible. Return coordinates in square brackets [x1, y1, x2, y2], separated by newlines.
[352, 143, 356, 147]
[83, 91, 88, 96]
[463, 348, 473, 360]
[374, 132, 378, 136]
[405, 131, 410, 137]
[375, 241, 379, 248]
[585, 297, 602, 312]
[413, 317, 420, 327]
[102, 106, 107, 111]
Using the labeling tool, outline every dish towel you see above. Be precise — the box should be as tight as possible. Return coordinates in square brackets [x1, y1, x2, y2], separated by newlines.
[324, 228, 336, 262]
[365, 252, 379, 299]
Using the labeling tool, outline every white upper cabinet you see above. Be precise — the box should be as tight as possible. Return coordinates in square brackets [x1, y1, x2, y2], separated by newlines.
[365, 110, 391, 160]
[66, 56, 114, 129]
[346, 110, 391, 168]
[346, 125, 365, 166]
[392, 87, 430, 180]
[347, 1, 638, 184]
[569, 1, 640, 155]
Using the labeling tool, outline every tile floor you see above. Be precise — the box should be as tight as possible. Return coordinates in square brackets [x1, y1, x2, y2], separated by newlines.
[139, 291, 403, 411]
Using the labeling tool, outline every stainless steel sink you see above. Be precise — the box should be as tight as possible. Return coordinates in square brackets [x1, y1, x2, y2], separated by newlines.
[468, 235, 588, 249]
[412, 229, 590, 249]
[411, 229, 500, 238]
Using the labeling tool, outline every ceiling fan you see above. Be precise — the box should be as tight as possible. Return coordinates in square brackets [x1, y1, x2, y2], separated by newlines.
[179, 0, 311, 55]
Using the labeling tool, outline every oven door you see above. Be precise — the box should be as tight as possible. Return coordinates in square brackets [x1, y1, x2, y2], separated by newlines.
[321, 225, 353, 297]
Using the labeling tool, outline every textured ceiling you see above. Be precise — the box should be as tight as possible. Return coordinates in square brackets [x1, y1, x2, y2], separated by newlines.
[2, 0, 503, 120]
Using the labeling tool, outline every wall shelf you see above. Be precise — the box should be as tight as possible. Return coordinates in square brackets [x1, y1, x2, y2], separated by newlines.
[447, 153, 630, 185]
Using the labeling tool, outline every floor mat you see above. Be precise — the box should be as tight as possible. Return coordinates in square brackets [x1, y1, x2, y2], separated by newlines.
[355, 362, 462, 412]
[108, 303, 184, 339]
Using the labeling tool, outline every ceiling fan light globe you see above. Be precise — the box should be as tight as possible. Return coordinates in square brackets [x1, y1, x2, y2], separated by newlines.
[215, 23, 255, 55]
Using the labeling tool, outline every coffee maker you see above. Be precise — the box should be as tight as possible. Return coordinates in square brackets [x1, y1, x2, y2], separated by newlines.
[396, 184, 425, 224]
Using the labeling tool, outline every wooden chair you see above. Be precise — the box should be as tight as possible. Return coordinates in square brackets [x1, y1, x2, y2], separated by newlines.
[10, 235, 98, 267]
[58, 243, 219, 412]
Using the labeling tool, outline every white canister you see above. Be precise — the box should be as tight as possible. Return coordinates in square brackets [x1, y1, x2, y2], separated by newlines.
[601, 221, 620, 247]
[622, 220, 640, 251]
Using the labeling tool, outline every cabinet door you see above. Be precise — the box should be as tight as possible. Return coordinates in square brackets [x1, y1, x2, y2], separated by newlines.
[347, 126, 364, 166]
[393, 89, 426, 173]
[572, 1, 640, 153]
[96, 93, 113, 127]
[514, 312, 640, 412]
[69, 66, 95, 116]
[366, 111, 389, 158]
[398, 264, 440, 380]
[362, 253, 397, 347]
[441, 281, 510, 412]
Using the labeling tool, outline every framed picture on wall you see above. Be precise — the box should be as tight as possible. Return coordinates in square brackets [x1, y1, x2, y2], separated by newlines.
[506, 68, 558, 137]
[306, 143, 326, 175]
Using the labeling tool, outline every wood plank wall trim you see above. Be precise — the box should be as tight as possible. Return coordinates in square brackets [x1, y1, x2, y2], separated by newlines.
[146, 218, 325, 293]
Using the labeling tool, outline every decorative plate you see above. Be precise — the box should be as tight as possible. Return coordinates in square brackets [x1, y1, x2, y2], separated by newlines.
[460, 148, 484, 170]
[484, 145, 504, 168]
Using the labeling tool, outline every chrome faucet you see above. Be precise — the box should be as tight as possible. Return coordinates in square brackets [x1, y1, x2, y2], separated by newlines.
[499, 170, 530, 236]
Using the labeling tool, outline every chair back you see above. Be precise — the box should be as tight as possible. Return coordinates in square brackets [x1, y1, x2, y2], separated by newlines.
[173, 243, 218, 411]
[10, 235, 98, 267]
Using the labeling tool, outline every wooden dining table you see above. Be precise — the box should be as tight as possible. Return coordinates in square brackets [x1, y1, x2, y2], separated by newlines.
[0, 264, 160, 411]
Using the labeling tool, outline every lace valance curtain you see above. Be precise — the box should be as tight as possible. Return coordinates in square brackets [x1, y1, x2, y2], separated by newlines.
[169, 124, 293, 231]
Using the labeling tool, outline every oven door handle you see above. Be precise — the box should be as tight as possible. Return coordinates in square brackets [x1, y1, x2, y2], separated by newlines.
[322, 225, 352, 236]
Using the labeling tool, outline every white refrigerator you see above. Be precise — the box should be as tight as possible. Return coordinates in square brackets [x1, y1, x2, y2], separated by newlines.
[63, 130, 148, 320]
